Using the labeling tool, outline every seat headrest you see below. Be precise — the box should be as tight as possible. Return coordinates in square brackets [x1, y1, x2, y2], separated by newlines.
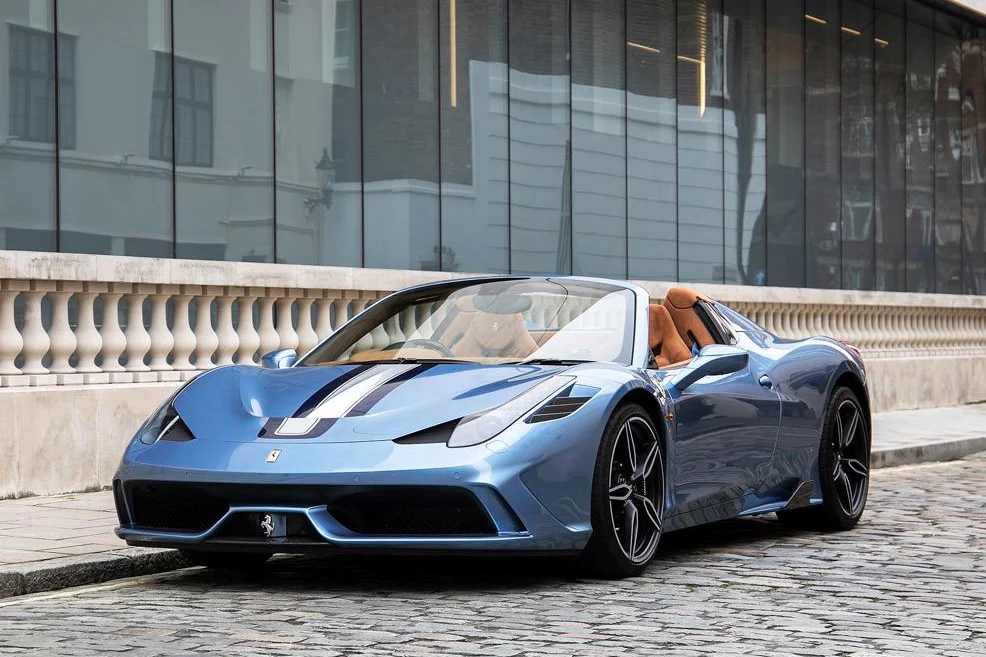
[664, 287, 711, 309]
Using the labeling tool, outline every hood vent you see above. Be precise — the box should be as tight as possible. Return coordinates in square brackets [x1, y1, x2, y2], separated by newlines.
[528, 396, 591, 424]
[393, 419, 459, 445]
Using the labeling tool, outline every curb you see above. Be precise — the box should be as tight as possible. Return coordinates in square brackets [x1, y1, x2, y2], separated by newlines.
[1, 439, 984, 601]
[0, 548, 186, 600]
[872, 436, 986, 469]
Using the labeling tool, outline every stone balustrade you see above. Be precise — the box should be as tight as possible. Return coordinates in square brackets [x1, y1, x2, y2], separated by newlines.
[1, 251, 986, 389]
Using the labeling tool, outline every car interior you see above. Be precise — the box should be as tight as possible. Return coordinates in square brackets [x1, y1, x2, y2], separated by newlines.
[649, 287, 731, 369]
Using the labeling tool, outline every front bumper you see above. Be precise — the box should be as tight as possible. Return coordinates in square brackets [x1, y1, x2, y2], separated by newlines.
[114, 421, 600, 555]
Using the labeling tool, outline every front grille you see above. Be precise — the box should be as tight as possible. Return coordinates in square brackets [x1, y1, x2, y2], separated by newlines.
[328, 488, 496, 536]
[123, 482, 498, 537]
[127, 483, 229, 533]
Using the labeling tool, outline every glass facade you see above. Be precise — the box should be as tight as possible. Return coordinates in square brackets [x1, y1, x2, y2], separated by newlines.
[0, 0, 985, 293]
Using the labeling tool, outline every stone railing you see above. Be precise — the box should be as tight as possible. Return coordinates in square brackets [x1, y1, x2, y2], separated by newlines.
[2, 251, 986, 388]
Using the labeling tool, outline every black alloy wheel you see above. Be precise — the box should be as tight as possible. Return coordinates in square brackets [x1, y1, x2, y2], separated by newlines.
[581, 403, 665, 578]
[778, 386, 870, 531]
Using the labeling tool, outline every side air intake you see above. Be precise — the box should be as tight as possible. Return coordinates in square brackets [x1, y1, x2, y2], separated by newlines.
[528, 396, 591, 423]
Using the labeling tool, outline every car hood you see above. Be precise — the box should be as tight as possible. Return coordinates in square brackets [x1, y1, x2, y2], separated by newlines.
[173, 363, 563, 443]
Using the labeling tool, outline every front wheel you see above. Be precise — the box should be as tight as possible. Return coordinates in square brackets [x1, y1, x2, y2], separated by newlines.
[777, 386, 870, 531]
[180, 550, 272, 570]
[580, 403, 665, 578]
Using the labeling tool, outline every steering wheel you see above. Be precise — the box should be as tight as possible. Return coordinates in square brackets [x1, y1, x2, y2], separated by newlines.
[384, 338, 456, 358]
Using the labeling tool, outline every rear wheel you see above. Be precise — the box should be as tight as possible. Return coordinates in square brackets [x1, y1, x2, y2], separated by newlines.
[581, 403, 665, 578]
[777, 386, 870, 531]
[180, 550, 272, 570]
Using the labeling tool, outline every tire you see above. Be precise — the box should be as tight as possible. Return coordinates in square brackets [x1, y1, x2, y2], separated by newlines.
[580, 403, 665, 578]
[777, 386, 870, 531]
[180, 550, 273, 570]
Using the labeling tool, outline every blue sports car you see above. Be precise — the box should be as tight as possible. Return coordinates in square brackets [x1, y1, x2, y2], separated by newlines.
[114, 277, 870, 577]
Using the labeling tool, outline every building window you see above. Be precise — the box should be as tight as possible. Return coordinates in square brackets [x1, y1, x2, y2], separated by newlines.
[151, 53, 214, 166]
[149, 52, 172, 162]
[333, 0, 357, 87]
[8, 25, 75, 148]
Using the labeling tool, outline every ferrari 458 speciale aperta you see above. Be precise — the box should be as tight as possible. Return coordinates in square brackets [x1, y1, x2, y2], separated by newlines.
[114, 277, 871, 577]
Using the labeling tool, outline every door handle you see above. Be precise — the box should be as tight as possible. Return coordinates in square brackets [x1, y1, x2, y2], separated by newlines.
[758, 374, 774, 389]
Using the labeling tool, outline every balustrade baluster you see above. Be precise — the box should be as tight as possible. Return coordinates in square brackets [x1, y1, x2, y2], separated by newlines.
[235, 292, 260, 364]
[147, 287, 176, 375]
[48, 285, 80, 381]
[214, 292, 239, 365]
[0, 283, 25, 379]
[296, 294, 319, 355]
[257, 295, 279, 357]
[74, 285, 103, 378]
[124, 287, 152, 376]
[193, 292, 218, 369]
[275, 296, 299, 351]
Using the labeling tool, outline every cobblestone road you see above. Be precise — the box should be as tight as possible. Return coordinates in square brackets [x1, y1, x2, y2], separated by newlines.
[2, 455, 986, 656]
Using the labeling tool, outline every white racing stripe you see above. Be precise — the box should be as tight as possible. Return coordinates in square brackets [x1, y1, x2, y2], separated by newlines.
[275, 364, 417, 436]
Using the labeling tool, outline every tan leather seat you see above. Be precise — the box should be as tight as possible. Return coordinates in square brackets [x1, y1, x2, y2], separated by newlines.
[451, 311, 538, 358]
[648, 304, 692, 368]
[663, 287, 717, 352]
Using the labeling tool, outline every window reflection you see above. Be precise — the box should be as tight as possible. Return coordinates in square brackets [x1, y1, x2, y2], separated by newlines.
[764, 0, 805, 287]
[962, 28, 986, 294]
[57, 0, 171, 257]
[440, 0, 508, 274]
[875, 10, 906, 291]
[173, 0, 274, 262]
[935, 21, 963, 294]
[627, 0, 677, 281]
[572, 0, 626, 278]
[906, 18, 935, 292]
[842, 0, 875, 290]
[0, 1, 57, 252]
[723, 0, 765, 285]
[678, 0, 724, 284]
[275, 0, 362, 267]
[508, 0, 570, 275]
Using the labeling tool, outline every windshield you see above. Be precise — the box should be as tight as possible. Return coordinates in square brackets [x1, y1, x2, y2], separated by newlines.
[300, 278, 636, 367]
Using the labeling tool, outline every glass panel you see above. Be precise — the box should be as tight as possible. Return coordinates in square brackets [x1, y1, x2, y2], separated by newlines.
[804, 0, 839, 288]
[508, 0, 570, 275]
[723, 0, 765, 285]
[678, 0, 724, 283]
[0, 3, 57, 252]
[841, 0, 875, 290]
[764, 0, 804, 287]
[963, 26, 986, 294]
[906, 18, 935, 292]
[275, 0, 362, 266]
[174, 0, 274, 262]
[56, 1, 172, 257]
[362, 0, 440, 270]
[874, 10, 906, 291]
[570, 0, 625, 278]
[439, 0, 508, 274]
[627, 0, 676, 281]
[934, 23, 962, 293]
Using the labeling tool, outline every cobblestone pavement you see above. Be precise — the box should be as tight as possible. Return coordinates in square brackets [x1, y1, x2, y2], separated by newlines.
[2, 455, 985, 657]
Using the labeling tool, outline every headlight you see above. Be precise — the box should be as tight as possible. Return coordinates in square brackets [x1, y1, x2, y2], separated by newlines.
[138, 388, 182, 445]
[447, 376, 574, 448]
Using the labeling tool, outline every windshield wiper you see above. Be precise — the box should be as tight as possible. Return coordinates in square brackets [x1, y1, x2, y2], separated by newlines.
[516, 358, 594, 366]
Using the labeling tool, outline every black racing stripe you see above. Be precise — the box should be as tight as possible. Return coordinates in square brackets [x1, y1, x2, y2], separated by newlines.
[346, 364, 438, 417]
[293, 364, 374, 418]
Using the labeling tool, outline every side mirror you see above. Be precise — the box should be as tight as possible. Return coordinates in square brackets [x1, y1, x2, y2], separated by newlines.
[262, 348, 298, 369]
[668, 344, 748, 392]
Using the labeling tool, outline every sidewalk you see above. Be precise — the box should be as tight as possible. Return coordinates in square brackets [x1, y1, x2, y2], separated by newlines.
[2, 403, 984, 599]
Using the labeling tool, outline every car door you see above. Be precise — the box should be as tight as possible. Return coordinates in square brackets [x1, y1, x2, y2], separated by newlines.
[664, 322, 781, 525]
